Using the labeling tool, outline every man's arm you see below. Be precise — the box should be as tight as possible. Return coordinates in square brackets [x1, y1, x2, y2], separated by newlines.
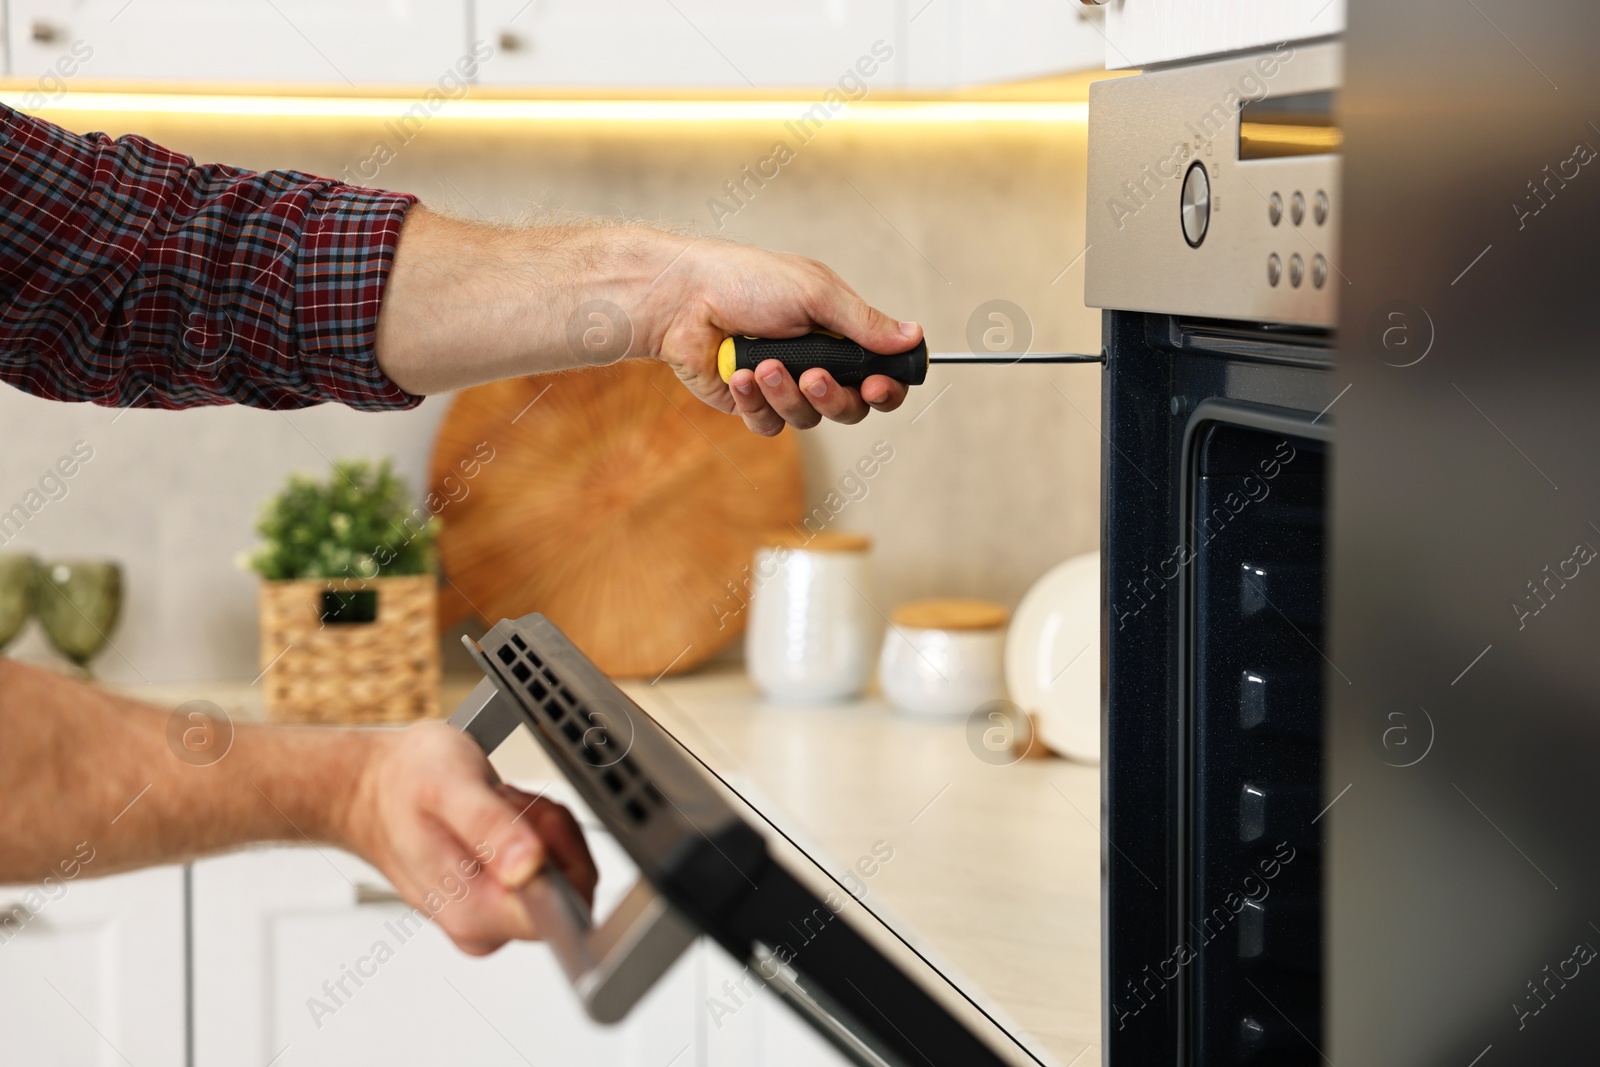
[0, 659, 595, 957]
[373, 208, 918, 437]
[0, 105, 918, 436]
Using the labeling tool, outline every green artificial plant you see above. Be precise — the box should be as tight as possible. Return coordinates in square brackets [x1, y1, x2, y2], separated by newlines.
[246, 460, 439, 582]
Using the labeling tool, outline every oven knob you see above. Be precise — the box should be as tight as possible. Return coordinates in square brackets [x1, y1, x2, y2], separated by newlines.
[1180, 162, 1210, 247]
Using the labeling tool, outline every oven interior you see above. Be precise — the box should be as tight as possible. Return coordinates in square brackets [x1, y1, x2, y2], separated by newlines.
[1100, 310, 1332, 1067]
[1186, 422, 1325, 1066]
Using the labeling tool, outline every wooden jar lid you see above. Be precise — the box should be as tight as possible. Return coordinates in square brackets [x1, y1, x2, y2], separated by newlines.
[891, 598, 1009, 631]
[762, 530, 872, 553]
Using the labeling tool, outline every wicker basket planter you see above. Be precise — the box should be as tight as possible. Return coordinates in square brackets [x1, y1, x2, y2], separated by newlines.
[257, 574, 440, 725]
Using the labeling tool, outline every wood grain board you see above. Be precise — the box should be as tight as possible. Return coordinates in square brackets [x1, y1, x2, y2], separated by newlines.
[429, 360, 804, 678]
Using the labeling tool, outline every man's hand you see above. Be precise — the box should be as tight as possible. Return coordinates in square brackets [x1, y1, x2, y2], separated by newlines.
[343, 721, 598, 957]
[0, 660, 597, 959]
[375, 209, 920, 435]
[648, 240, 919, 437]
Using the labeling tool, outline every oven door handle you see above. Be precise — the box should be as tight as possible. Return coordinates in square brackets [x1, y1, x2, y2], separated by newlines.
[448, 676, 698, 1025]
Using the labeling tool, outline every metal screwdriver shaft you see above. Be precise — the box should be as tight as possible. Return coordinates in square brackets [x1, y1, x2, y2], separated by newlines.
[717, 333, 1102, 388]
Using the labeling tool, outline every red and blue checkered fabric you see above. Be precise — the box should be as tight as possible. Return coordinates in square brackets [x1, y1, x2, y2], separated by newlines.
[0, 105, 420, 411]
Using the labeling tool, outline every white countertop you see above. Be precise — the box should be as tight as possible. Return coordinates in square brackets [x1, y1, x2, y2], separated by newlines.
[126, 669, 1103, 1065]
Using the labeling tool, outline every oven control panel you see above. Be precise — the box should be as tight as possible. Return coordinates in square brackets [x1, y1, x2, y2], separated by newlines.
[1085, 42, 1342, 328]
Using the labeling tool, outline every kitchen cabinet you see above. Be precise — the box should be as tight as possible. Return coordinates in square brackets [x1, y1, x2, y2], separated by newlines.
[906, 0, 1105, 87]
[474, 1, 902, 89]
[8, 1, 1104, 95]
[475, 0, 1104, 89]
[0, 865, 187, 1066]
[1100, 0, 1346, 69]
[8, 0, 471, 87]
[702, 937, 850, 1066]
[192, 838, 698, 1067]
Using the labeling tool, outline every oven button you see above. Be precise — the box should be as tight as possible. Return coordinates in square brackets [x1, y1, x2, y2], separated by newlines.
[1314, 190, 1329, 225]
[1311, 254, 1328, 289]
[1180, 162, 1210, 247]
[1268, 192, 1283, 226]
[1288, 253, 1304, 288]
[1266, 253, 1282, 287]
[1290, 190, 1306, 226]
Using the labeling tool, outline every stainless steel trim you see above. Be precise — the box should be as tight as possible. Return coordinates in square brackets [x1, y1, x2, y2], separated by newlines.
[751, 942, 900, 1067]
[1086, 41, 1343, 327]
[449, 665, 697, 1027]
[446, 670, 523, 753]
[524, 869, 699, 1025]
[353, 884, 405, 906]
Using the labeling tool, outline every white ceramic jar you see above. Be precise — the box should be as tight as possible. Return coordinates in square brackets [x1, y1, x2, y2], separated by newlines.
[745, 532, 876, 703]
[878, 599, 1010, 718]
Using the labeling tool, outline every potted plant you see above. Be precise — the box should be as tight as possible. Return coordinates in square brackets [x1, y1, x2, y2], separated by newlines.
[246, 460, 441, 724]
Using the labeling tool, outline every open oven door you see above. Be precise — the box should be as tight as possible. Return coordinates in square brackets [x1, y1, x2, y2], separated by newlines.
[448, 613, 1060, 1067]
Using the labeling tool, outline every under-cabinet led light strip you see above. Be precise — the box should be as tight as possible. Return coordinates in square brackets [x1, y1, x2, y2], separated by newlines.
[0, 92, 1088, 124]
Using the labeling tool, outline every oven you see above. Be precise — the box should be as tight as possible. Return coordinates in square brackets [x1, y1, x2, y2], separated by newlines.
[1087, 40, 1341, 1066]
[1089, 1, 1600, 1060]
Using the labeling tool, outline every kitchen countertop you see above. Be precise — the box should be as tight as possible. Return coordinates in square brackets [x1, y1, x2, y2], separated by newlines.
[126, 669, 1103, 1066]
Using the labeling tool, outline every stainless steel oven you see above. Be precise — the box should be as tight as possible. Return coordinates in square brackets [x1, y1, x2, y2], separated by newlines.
[1088, 40, 1340, 1066]
[1091, 4, 1600, 1063]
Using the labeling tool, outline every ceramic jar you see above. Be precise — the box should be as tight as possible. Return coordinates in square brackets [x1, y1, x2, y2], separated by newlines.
[878, 598, 1009, 718]
[745, 532, 876, 703]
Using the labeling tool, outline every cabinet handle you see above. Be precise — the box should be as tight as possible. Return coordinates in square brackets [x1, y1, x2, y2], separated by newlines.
[0, 902, 48, 933]
[30, 21, 65, 44]
[353, 883, 405, 906]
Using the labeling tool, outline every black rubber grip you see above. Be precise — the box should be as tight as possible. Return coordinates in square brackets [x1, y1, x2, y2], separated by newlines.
[729, 334, 929, 387]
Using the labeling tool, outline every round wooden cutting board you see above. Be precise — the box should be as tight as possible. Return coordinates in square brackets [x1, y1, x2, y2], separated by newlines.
[429, 360, 804, 678]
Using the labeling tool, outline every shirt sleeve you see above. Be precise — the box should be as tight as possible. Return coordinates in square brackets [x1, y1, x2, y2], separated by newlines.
[0, 104, 422, 411]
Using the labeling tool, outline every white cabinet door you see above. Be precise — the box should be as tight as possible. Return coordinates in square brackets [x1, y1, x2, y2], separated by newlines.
[703, 939, 849, 1067]
[9, 0, 471, 87]
[0, 865, 187, 1067]
[193, 839, 699, 1067]
[475, 1, 899, 88]
[906, 0, 1105, 86]
[1102, 0, 1346, 69]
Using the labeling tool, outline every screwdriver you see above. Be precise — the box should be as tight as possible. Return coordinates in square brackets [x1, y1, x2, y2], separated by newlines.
[717, 333, 1103, 388]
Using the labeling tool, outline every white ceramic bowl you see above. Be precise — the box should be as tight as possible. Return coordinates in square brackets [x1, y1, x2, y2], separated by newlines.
[879, 625, 1007, 719]
[1005, 551, 1100, 762]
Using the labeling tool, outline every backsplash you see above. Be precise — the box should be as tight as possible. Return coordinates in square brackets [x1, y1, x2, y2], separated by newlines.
[0, 107, 1101, 683]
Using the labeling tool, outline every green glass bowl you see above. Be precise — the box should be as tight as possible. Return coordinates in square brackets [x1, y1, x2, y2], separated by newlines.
[36, 560, 123, 673]
[0, 554, 36, 652]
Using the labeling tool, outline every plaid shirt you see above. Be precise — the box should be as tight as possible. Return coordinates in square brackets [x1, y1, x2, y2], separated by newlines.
[0, 105, 421, 411]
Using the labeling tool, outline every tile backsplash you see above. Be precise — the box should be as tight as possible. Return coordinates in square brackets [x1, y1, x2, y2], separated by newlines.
[0, 107, 1101, 683]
